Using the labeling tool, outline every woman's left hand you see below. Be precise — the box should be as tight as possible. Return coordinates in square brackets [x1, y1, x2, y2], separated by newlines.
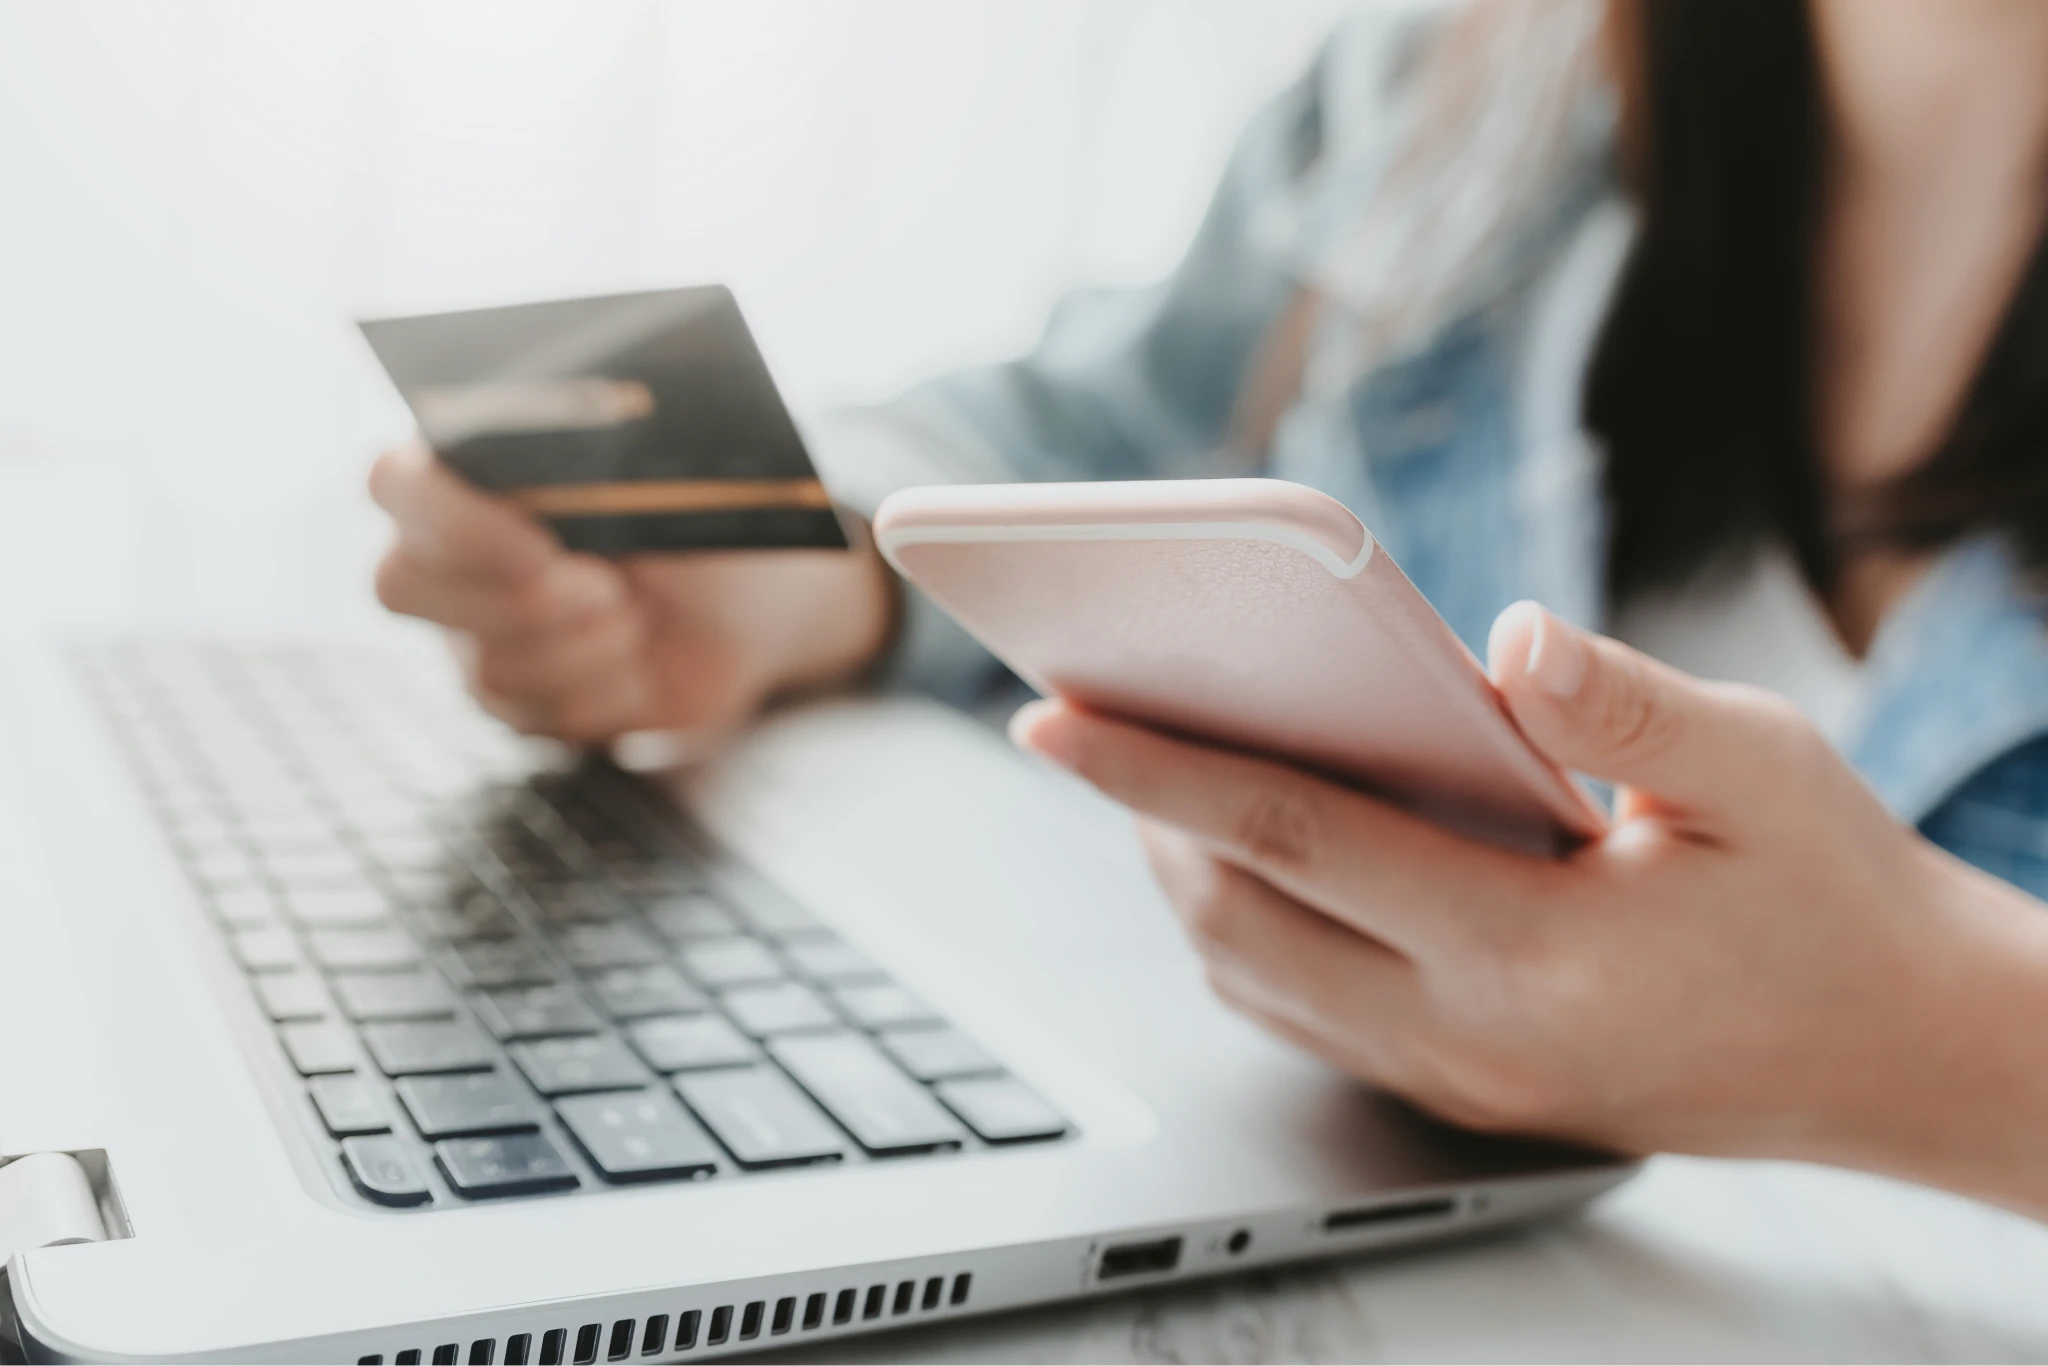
[1011, 601, 2048, 1204]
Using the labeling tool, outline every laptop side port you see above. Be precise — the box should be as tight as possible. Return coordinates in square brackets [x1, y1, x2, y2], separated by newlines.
[1096, 1235, 1183, 1281]
[1322, 1195, 1457, 1232]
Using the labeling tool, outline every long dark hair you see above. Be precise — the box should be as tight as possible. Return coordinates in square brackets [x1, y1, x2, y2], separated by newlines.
[1585, 0, 2048, 601]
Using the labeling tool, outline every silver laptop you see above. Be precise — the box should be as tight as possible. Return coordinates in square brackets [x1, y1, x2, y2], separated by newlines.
[0, 636, 1631, 1363]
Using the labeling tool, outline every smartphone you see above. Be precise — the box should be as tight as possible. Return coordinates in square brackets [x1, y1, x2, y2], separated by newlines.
[873, 478, 1606, 852]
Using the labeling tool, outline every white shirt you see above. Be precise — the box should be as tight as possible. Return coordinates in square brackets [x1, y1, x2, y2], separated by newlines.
[1609, 544, 1868, 744]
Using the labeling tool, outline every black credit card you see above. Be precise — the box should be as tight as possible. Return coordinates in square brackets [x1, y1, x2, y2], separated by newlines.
[358, 286, 848, 555]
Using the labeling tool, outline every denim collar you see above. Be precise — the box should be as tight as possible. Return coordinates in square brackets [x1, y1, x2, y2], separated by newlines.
[1847, 537, 2048, 824]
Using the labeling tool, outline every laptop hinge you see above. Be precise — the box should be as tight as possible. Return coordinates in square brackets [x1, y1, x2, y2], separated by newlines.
[0, 1153, 108, 1263]
[2, 1155, 114, 1366]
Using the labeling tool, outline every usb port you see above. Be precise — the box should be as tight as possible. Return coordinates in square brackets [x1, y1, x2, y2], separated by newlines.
[1096, 1236, 1182, 1281]
[1322, 1196, 1457, 1232]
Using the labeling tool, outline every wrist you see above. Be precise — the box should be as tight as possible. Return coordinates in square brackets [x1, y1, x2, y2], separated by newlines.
[1822, 847, 2048, 1216]
[769, 519, 900, 696]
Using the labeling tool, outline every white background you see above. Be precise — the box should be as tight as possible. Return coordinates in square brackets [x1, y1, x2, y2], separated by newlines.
[0, 0, 1351, 630]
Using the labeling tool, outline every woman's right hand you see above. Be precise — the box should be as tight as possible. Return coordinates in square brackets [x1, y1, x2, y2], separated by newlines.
[368, 443, 896, 744]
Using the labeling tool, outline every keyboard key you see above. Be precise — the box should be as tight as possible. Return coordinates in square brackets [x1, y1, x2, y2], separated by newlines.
[210, 887, 281, 929]
[264, 848, 366, 888]
[730, 887, 826, 940]
[448, 940, 554, 989]
[386, 864, 471, 905]
[769, 1033, 967, 1156]
[226, 785, 320, 818]
[238, 813, 334, 847]
[167, 809, 234, 844]
[934, 1076, 1068, 1144]
[829, 982, 937, 1030]
[721, 982, 836, 1037]
[364, 830, 447, 870]
[362, 1019, 495, 1075]
[585, 963, 703, 1019]
[555, 1089, 721, 1182]
[524, 883, 615, 926]
[347, 798, 433, 839]
[309, 1074, 392, 1136]
[473, 983, 602, 1040]
[877, 1027, 1001, 1081]
[678, 938, 783, 988]
[285, 888, 391, 927]
[552, 922, 662, 970]
[414, 889, 518, 942]
[397, 1072, 542, 1138]
[508, 1034, 649, 1095]
[255, 970, 329, 1021]
[578, 829, 650, 864]
[332, 970, 455, 1021]
[279, 1021, 356, 1075]
[434, 1133, 578, 1199]
[673, 1067, 844, 1169]
[484, 824, 568, 875]
[541, 795, 629, 843]
[309, 927, 420, 972]
[230, 926, 301, 972]
[253, 828, 349, 858]
[625, 1015, 757, 1072]
[192, 847, 258, 890]
[643, 893, 738, 941]
[342, 1134, 432, 1206]
[784, 938, 884, 983]
[614, 865, 702, 899]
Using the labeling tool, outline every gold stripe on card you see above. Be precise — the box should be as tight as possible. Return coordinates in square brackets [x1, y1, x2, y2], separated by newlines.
[505, 477, 833, 518]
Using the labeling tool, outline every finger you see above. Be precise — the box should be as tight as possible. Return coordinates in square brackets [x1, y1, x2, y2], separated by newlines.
[368, 442, 556, 582]
[1486, 600, 1798, 822]
[376, 548, 624, 635]
[464, 606, 644, 702]
[548, 667, 658, 744]
[471, 654, 654, 744]
[1014, 698, 1539, 957]
[1137, 819, 1423, 1078]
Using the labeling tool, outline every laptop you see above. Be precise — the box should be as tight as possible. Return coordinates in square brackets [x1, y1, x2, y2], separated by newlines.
[0, 634, 1631, 1363]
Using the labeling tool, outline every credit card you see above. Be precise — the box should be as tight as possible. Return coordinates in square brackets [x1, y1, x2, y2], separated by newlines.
[358, 286, 848, 555]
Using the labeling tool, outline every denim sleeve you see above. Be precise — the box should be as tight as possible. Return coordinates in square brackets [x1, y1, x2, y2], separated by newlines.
[1918, 732, 2048, 904]
[807, 49, 1337, 707]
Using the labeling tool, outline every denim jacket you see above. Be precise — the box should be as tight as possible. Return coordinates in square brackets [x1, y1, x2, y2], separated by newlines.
[812, 2, 2048, 900]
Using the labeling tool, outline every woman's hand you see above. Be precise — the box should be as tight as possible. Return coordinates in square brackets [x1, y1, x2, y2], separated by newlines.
[1012, 601, 2048, 1214]
[369, 444, 896, 743]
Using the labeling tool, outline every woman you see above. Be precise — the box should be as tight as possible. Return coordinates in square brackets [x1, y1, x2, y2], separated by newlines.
[368, 0, 2048, 1217]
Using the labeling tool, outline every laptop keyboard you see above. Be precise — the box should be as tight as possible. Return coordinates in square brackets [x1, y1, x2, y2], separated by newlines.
[72, 641, 1069, 1212]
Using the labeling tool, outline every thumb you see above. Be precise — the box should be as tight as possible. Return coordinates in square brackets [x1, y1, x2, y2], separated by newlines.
[1486, 599, 1764, 819]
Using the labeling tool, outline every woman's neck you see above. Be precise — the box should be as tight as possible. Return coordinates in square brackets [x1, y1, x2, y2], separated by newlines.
[1807, 0, 2048, 654]
[1811, 0, 2048, 489]
[1814, 0, 2048, 197]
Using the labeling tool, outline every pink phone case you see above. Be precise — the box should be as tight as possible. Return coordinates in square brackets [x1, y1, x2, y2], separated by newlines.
[874, 478, 1606, 849]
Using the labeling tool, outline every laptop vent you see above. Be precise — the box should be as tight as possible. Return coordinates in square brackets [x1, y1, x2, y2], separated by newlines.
[353, 1269, 975, 1363]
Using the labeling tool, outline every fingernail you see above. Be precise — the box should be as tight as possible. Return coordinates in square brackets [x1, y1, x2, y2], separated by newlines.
[553, 561, 621, 616]
[1524, 607, 1589, 699]
[1008, 698, 1078, 770]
